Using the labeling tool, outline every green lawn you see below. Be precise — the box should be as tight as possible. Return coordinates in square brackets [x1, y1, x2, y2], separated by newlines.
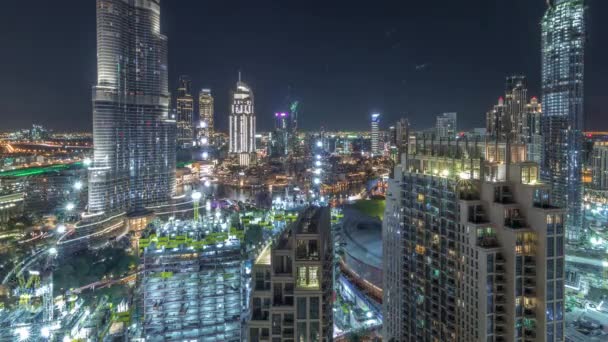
[351, 199, 385, 220]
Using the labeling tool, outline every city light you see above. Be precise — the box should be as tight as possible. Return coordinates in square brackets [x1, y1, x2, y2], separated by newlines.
[83, 158, 92, 167]
[316, 141, 323, 148]
[191, 191, 202, 201]
[204, 180, 211, 187]
[15, 327, 30, 341]
[56, 224, 66, 234]
[65, 202, 75, 211]
[49, 247, 58, 255]
[315, 154, 321, 160]
[313, 178, 321, 185]
[202, 151, 209, 159]
[315, 161, 322, 167]
[314, 169, 321, 175]
[459, 171, 471, 180]
[40, 326, 50, 338]
[73, 181, 83, 190]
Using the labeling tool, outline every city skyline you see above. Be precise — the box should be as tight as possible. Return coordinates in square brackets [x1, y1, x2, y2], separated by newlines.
[1, 0, 607, 132]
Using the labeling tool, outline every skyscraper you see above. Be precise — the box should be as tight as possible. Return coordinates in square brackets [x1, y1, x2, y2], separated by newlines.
[486, 97, 508, 140]
[248, 206, 333, 342]
[198, 88, 214, 146]
[88, 0, 175, 215]
[524, 97, 543, 163]
[541, 0, 585, 240]
[229, 74, 256, 166]
[371, 113, 380, 155]
[505, 75, 528, 142]
[383, 140, 566, 341]
[176, 75, 194, 148]
[436, 112, 457, 139]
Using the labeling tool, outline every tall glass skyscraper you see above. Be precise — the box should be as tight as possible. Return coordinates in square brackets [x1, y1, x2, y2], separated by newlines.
[176, 75, 194, 148]
[541, 0, 585, 240]
[88, 0, 176, 215]
[198, 88, 214, 145]
[371, 113, 380, 155]
[229, 74, 256, 166]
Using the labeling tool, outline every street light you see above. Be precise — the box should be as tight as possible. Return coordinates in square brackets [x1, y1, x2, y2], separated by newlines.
[204, 180, 211, 187]
[313, 178, 321, 185]
[65, 202, 75, 211]
[56, 224, 66, 234]
[192, 191, 202, 221]
[49, 247, 58, 256]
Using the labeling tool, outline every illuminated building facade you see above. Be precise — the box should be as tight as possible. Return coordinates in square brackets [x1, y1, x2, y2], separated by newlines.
[176, 75, 194, 147]
[229, 75, 256, 166]
[524, 97, 543, 164]
[436, 112, 457, 139]
[270, 112, 289, 157]
[249, 207, 333, 342]
[371, 113, 380, 155]
[541, 0, 585, 241]
[505, 75, 528, 141]
[383, 142, 565, 342]
[88, 0, 176, 215]
[198, 88, 214, 145]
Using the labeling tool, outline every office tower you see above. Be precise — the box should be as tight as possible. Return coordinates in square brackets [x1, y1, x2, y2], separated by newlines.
[140, 221, 243, 341]
[198, 88, 214, 145]
[371, 113, 381, 155]
[486, 97, 508, 140]
[592, 143, 608, 190]
[541, 0, 585, 241]
[389, 118, 410, 164]
[383, 142, 565, 341]
[436, 112, 457, 138]
[249, 206, 333, 342]
[505, 75, 528, 141]
[524, 97, 543, 163]
[176, 76, 194, 148]
[89, 0, 176, 215]
[270, 112, 289, 157]
[229, 74, 256, 166]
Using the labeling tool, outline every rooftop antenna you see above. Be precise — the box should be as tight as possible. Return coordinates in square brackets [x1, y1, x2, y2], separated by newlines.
[238, 70, 242, 83]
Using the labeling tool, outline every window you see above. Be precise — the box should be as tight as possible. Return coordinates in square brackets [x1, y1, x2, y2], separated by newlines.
[556, 258, 564, 278]
[310, 322, 320, 342]
[555, 301, 563, 321]
[487, 254, 494, 273]
[547, 281, 554, 301]
[547, 302, 554, 322]
[310, 297, 320, 319]
[547, 259, 555, 279]
[556, 236, 564, 257]
[556, 280, 563, 299]
[297, 322, 307, 342]
[297, 297, 307, 319]
[296, 266, 320, 290]
[547, 237, 554, 257]
[547, 323, 554, 342]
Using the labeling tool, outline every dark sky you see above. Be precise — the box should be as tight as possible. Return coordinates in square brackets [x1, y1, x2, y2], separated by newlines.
[0, 0, 606, 132]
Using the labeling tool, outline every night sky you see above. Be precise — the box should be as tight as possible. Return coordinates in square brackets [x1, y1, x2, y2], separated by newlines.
[0, 0, 606, 132]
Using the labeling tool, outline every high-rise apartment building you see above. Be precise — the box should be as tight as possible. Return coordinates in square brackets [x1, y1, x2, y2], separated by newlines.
[436, 112, 457, 139]
[198, 88, 214, 145]
[140, 221, 243, 341]
[371, 113, 381, 155]
[229, 74, 256, 166]
[487, 97, 509, 140]
[383, 141, 565, 342]
[176, 75, 194, 148]
[505, 75, 528, 141]
[541, 0, 585, 241]
[524, 97, 543, 164]
[88, 0, 175, 215]
[248, 206, 333, 342]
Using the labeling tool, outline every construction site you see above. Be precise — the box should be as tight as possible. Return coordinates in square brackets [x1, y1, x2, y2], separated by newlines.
[139, 218, 244, 341]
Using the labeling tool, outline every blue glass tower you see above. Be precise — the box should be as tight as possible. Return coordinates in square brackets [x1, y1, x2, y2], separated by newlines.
[541, 0, 585, 241]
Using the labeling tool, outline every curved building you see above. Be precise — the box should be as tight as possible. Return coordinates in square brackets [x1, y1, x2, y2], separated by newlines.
[89, 0, 176, 215]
